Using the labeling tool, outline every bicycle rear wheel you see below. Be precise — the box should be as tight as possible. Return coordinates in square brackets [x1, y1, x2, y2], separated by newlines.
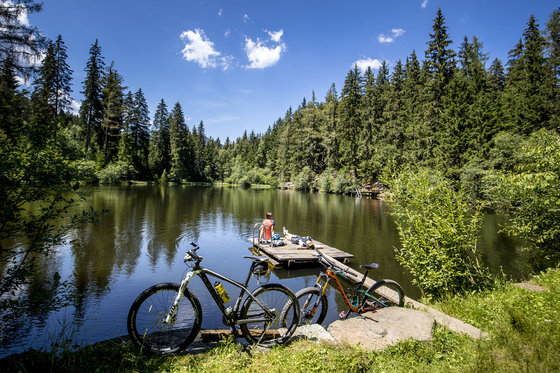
[127, 282, 202, 355]
[365, 279, 405, 308]
[281, 286, 328, 326]
[239, 284, 299, 347]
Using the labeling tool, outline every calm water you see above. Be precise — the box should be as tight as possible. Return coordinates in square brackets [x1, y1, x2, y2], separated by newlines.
[0, 185, 528, 357]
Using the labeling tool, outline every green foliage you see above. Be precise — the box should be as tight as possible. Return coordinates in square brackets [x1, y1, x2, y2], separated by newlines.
[385, 167, 494, 299]
[0, 138, 95, 303]
[96, 161, 135, 184]
[487, 129, 560, 267]
[294, 166, 314, 191]
[332, 170, 357, 194]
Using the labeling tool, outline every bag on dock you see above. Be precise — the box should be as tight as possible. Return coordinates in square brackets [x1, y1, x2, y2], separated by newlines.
[290, 235, 301, 244]
[271, 239, 286, 247]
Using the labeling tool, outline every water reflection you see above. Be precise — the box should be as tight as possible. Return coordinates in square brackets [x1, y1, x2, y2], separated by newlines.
[0, 185, 526, 357]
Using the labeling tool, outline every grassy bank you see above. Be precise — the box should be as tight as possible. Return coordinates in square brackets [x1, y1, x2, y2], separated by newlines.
[2, 268, 559, 372]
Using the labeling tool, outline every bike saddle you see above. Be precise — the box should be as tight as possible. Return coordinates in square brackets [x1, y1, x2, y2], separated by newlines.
[360, 263, 379, 270]
[243, 255, 269, 264]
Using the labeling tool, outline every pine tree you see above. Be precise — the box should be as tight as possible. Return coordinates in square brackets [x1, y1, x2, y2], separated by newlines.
[80, 39, 105, 152]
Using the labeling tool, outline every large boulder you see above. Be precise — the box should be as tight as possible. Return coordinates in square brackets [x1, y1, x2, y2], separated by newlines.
[327, 307, 435, 350]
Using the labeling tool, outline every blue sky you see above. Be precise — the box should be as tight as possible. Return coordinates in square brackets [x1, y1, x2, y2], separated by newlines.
[28, 0, 557, 141]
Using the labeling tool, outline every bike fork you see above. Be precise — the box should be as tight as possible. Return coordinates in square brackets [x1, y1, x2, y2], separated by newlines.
[165, 270, 198, 323]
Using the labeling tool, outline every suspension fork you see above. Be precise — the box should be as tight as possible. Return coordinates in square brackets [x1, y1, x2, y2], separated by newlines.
[165, 270, 200, 323]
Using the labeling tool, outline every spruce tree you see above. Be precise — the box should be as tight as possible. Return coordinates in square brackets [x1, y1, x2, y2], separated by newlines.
[169, 102, 193, 181]
[148, 99, 170, 179]
[52, 35, 73, 115]
[100, 62, 125, 162]
[128, 89, 150, 178]
[324, 84, 339, 170]
[29, 40, 56, 144]
[0, 56, 23, 139]
[0, 0, 44, 78]
[80, 39, 105, 152]
[546, 7, 560, 128]
[424, 8, 456, 107]
[338, 65, 363, 178]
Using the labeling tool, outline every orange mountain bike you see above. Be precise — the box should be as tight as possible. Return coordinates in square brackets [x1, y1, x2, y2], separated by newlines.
[283, 246, 405, 325]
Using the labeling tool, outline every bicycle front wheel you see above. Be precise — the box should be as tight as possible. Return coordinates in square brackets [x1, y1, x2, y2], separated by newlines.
[281, 286, 328, 326]
[127, 282, 202, 355]
[365, 279, 405, 308]
[239, 284, 299, 347]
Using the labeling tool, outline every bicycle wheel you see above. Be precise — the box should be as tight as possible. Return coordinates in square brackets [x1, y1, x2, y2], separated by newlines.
[365, 279, 405, 308]
[127, 282, 202, 355]
[281, 286, 328, 326]
[239, 284, 299, 347]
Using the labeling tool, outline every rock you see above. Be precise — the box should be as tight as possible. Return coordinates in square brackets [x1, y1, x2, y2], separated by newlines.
[291, 324, 337, 343]
[327, 307, 435, 351]
[514, 282, 548, 292]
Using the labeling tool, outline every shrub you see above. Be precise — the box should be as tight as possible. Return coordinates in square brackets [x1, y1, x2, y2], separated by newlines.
[332, 171, 356, 194]
[294, 166, 314, 191]
[385, 167, 494, 300]
[96, 162, 135, 184]
[486, 129, 560, 267]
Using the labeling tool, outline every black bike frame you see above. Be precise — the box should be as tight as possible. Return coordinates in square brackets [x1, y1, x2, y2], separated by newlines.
[188, 261, 273, 325]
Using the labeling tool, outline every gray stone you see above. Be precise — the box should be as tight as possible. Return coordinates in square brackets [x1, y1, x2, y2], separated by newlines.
[292, 324, 337, 343]
[327, 307, 435, 350]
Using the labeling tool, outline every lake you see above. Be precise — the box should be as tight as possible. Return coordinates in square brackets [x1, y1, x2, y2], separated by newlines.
[0, 185, 528, 357]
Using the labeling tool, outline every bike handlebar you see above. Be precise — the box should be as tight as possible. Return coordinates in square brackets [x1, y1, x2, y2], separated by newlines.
[312, 246, 347, 273]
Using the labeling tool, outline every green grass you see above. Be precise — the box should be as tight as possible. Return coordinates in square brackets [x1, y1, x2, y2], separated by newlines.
[2, 268, 559, 373]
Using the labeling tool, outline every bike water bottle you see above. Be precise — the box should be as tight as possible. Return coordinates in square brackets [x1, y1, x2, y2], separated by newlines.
[214, 282, 230, 303]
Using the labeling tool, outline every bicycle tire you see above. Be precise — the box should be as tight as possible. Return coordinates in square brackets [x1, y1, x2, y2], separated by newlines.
[127, 282, 202, 355]
[280, 286, 328, 326]
[239, 283, 300, 347]
[365, 279, 405, 308]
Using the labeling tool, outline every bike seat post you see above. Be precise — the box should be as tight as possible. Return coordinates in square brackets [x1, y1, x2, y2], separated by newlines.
[359, 270, 369, 287]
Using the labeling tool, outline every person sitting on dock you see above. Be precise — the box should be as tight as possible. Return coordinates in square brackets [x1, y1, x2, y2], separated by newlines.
[259, 212, 275, 243]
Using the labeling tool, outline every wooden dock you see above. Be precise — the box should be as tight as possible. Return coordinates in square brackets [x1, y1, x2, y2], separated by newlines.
[249, 232, 354, 268]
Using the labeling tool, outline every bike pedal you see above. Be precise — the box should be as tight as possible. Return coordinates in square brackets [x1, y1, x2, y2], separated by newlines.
[338, 310, 348, 319]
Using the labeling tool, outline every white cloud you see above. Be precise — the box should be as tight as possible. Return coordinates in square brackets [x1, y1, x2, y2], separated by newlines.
[267, 29, 283, 43]
[243, 14, 249, 23]
[218, 8, 223, 16]
[392, 28, 405, 37]
[1, 1, 30, 25]
[180, 28, 231, 70]
[378, 28, 406, 43]
[244, 29, 286, 69]
[355, 58, 384, 72]
[224, 29, 231, 38]
[421, 0, 429, 8]
[378, 34, 394, 43]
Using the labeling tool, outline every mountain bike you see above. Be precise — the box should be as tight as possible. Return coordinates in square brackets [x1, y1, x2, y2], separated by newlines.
[127, 242, 300, 355]
[281, 246, 405, 326]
